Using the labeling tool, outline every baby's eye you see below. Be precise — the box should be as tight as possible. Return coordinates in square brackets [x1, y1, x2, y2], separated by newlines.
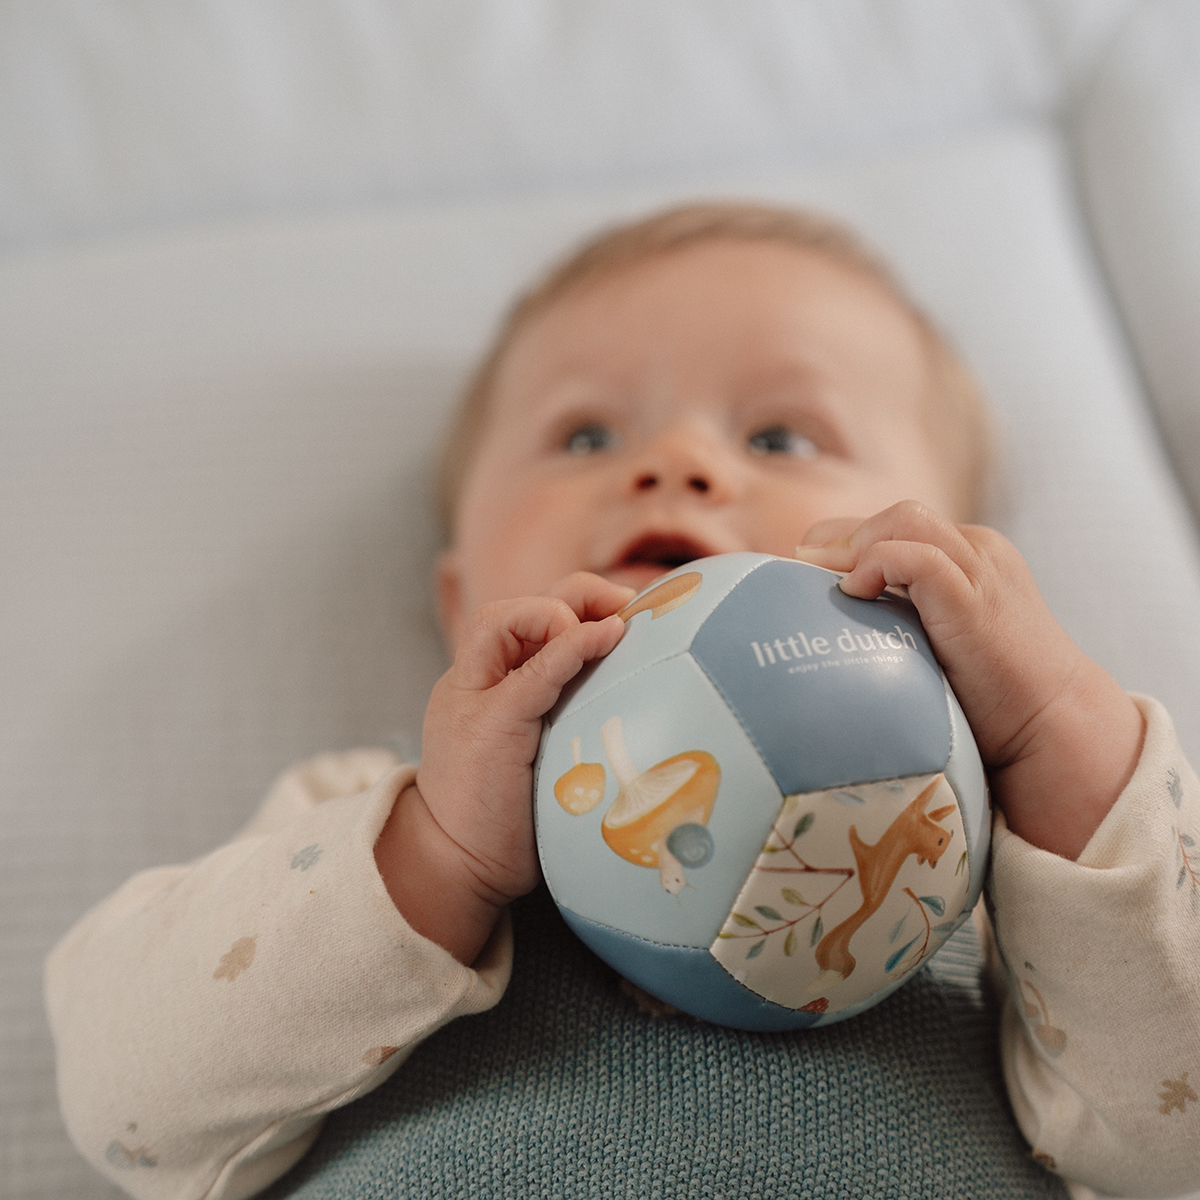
[747, 425, 819, 459]
[564, 423, 617, 455]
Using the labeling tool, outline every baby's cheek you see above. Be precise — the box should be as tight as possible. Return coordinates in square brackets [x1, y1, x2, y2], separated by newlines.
[461, 522, 581, 606]
[746, 500, 833, 558]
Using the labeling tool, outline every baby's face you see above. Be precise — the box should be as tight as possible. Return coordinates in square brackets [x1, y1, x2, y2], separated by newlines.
[438, 239, 961, 644]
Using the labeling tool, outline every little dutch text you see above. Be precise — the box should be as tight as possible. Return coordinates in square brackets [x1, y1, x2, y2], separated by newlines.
[750, 625, 917, 667]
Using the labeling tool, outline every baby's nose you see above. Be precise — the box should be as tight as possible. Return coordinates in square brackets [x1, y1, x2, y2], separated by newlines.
[628, 430, 736, 501]
[635, 470, 711, 494]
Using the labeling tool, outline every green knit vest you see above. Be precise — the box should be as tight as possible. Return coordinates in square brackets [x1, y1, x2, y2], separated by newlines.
[265, 887, 1067, 1199]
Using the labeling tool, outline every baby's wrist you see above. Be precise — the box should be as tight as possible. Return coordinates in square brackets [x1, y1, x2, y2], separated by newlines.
[989, 670, 1144, 860]
[374, 782, 505, 966]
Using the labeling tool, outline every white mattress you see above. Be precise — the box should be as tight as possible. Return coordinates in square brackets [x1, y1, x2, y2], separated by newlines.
[4, 4, 1200, 1199]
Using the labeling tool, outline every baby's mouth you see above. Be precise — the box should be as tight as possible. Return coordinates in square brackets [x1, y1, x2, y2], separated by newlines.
[606, 534, 714, 590]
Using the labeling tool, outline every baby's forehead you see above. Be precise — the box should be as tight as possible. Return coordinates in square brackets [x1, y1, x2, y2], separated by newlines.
[492, 238, 931, 398]
[531, 236, 909, 317]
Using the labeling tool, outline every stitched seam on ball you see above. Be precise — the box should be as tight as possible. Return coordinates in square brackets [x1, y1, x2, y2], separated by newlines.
[690, 652, 779, 790]
[553, 557, 768, 722]
[942, 669, 979, 884]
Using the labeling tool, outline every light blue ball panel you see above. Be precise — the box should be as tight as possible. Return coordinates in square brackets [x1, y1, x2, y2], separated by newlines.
[550, 552, 770, 724]
[690, 560, 951, 795]
[536, 651, 785, 949]
[943, 678, 991, 909]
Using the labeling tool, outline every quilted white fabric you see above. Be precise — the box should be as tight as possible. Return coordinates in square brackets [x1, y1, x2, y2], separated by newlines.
[0, 0, 1136, 253]
[4, 4, 1200, 1200]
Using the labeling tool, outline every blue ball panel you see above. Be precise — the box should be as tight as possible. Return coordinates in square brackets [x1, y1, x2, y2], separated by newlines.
[559, 906, 823, 1032]
[690, 560, 951, 795]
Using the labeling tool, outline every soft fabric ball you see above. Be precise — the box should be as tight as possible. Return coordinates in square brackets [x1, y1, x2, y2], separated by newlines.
[534, 553, 989, 1030]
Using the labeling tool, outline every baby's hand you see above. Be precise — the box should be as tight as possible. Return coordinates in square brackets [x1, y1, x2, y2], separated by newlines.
[374, 573, 633, 964]
[794, 501, 1144, 860]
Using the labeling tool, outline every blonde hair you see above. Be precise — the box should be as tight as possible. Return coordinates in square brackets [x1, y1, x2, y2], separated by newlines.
[435, 202, 990, 536]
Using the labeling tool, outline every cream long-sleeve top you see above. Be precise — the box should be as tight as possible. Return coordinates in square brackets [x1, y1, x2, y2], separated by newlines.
[46, 695, 1200, 1200]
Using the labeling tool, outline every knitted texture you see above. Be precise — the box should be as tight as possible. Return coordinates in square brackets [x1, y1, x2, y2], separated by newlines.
[265, 888, 1067, 1199]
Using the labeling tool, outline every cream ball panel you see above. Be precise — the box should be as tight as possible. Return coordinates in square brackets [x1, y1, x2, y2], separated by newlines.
[710, 772, 971, 1019]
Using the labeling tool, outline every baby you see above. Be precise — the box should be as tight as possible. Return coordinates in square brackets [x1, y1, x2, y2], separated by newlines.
[48, 204, 1200, 1200]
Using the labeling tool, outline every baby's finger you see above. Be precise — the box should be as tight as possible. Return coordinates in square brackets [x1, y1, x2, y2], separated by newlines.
[500, 614, 626, 719]
[452, 597, 581, 691]
[835, 540, 974, 604]
[545, 571, 638, 622]
[797, 516, 863, 549]
[836, 538, 978, 643]
[796, 501, 978, 578]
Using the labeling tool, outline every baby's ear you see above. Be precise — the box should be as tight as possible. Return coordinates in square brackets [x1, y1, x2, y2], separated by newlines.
[434, 549, 466, 651]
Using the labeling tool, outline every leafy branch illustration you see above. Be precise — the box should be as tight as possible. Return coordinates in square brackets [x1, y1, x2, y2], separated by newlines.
[718, 811, 854, 960]
[1168, 767, 1183, 809]
[882, 888, 955, 975]
[1175, 826, 1199, 905]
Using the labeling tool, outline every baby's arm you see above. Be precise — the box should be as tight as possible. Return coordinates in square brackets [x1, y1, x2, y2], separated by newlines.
[45, 574, 631, 1200]
[987, 695, 1200, 1197]
[46, 754, 509, 1200]
[793, 500, 1144, 859]
[796, 501, 1200, 1195]
[373, 572, 632, 965]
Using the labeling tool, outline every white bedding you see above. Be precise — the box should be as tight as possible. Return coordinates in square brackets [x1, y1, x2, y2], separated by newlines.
[4, 4, 1200, 1199]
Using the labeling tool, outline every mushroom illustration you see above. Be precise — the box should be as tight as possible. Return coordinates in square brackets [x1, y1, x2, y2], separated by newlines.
[553, 736, 607, 815]
[599, 715, 720, 894]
